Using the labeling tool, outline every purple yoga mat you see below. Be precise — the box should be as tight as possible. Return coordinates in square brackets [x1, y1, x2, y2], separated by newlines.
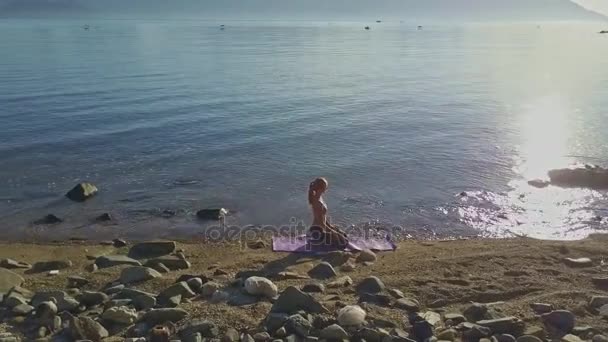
[272, 234, 397, 253]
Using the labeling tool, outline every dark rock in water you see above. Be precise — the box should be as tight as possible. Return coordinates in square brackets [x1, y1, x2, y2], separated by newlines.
[0, 258, 31, 269]
[31, 260, 73, 272]
[599, 31, 608, 34]
[95, 255, 141, 268]
[528, 179, 550, 188]
[308, 262, 337, 279]
[548, 165, 608, 189]
[365, 26, 370, 30]
[112, 238, 127, 248]
[541, 310, 575, 333]
[66, 182, 98, 202]
[196, 208, 228, 220]
[34, 214, 63, 225]
[271, 286, 328, 314]
[95, 213, 112, 222]
[128, 241, 177, 259]
[356, 276, 385, 294]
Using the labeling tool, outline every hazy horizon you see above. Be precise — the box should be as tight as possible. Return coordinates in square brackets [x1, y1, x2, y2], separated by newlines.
[1, 0, 607, 22]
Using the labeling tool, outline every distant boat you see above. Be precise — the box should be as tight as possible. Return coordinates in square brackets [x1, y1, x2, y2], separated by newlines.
[365, 26, 370, 30]
[417, 25, 423, 30]
[83, 24, 89, 30]
[220, 24, 225, 30]
[376, 20, 382, 23]
[600, 30, 608, 34]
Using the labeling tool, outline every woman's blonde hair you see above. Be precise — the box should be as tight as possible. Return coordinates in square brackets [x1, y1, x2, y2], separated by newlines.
[308, 177, 328, 205]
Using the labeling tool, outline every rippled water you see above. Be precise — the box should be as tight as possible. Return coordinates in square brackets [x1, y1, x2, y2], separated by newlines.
[1, 19, 607, 240]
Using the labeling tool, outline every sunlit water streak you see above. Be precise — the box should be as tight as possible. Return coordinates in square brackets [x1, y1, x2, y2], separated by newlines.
[0, 19, 607, 240]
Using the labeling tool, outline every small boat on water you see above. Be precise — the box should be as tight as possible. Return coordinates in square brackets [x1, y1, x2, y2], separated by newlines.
[83, 24, 90, 30]
[376, 20, 382, 23]
[364, 26, 370, 30]
[417, 25, 423, 30]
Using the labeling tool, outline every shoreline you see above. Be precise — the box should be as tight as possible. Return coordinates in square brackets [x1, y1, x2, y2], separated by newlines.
[1, 235, 608, 340]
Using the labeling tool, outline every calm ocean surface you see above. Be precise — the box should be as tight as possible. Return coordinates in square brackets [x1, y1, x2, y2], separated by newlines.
[1, 19, 607, 240]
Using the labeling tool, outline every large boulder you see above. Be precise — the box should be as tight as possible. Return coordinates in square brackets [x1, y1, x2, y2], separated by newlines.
[128, 241, 177, 259]
[76, 291, 109, 307]
[179, 320, 220, 339]
[0, 268, 24, 295]
[271, 286, 328, 314]
[159, 282, 196, 301]
[31, 260, 73, 272]
[66, 182, 98, 202]
[244, 277, 278, 299]
[120, 267, 162, 284]
[320, 324, 349, 340]
[477, 317, 525, 335]
[95, 255, 141, 268]
[542, 310, 575, 333]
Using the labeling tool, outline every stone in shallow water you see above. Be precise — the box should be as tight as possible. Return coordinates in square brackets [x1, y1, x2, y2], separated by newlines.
[66, 182, 98, 202]
[34, 214, 63, 225]
[196, 208, 228, 220]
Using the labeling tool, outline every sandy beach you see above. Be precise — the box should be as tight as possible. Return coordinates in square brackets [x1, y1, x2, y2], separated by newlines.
[1, 235, 608, 341]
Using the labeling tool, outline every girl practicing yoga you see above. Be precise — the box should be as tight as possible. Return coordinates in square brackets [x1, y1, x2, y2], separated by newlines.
[308, 177, 349, 249]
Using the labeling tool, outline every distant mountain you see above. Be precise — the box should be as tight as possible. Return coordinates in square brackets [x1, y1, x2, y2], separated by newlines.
[0, 0, 606, 21]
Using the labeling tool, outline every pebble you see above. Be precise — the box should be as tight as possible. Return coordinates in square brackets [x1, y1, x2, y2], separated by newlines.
[102, 306, 138, 324]
[327, 276, 353, 288]
[142, 308, 188, 325]
[355, 276, 385, 294]
[436, 328, 457, 341]
[388, 288, 405, 299]
[244, 276, 278, 299]
[563, 257, 593, 268]
[285, 314, 312, 337]
[301, 283, 325, 293]
[337, 305, 366, 326]
[320, 324, 349, 340]
[530, 303, 553, 314]
[222, 327, 240, 342]
[541, 310, 575, 333]
[307, 262, 337, 279]
[187, 277, 204, 292]
[395, 298, 420, 312]
[356, 249, 377, 263]
[202, 281, 221, 297]
[340, 261, 356, 272]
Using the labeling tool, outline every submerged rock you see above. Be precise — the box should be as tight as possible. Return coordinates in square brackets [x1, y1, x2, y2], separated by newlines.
[34, 214, 63, 225]
[196, 208, 228, 220]
[66, 182, 98, 202]
[95, 213, 112, 222]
